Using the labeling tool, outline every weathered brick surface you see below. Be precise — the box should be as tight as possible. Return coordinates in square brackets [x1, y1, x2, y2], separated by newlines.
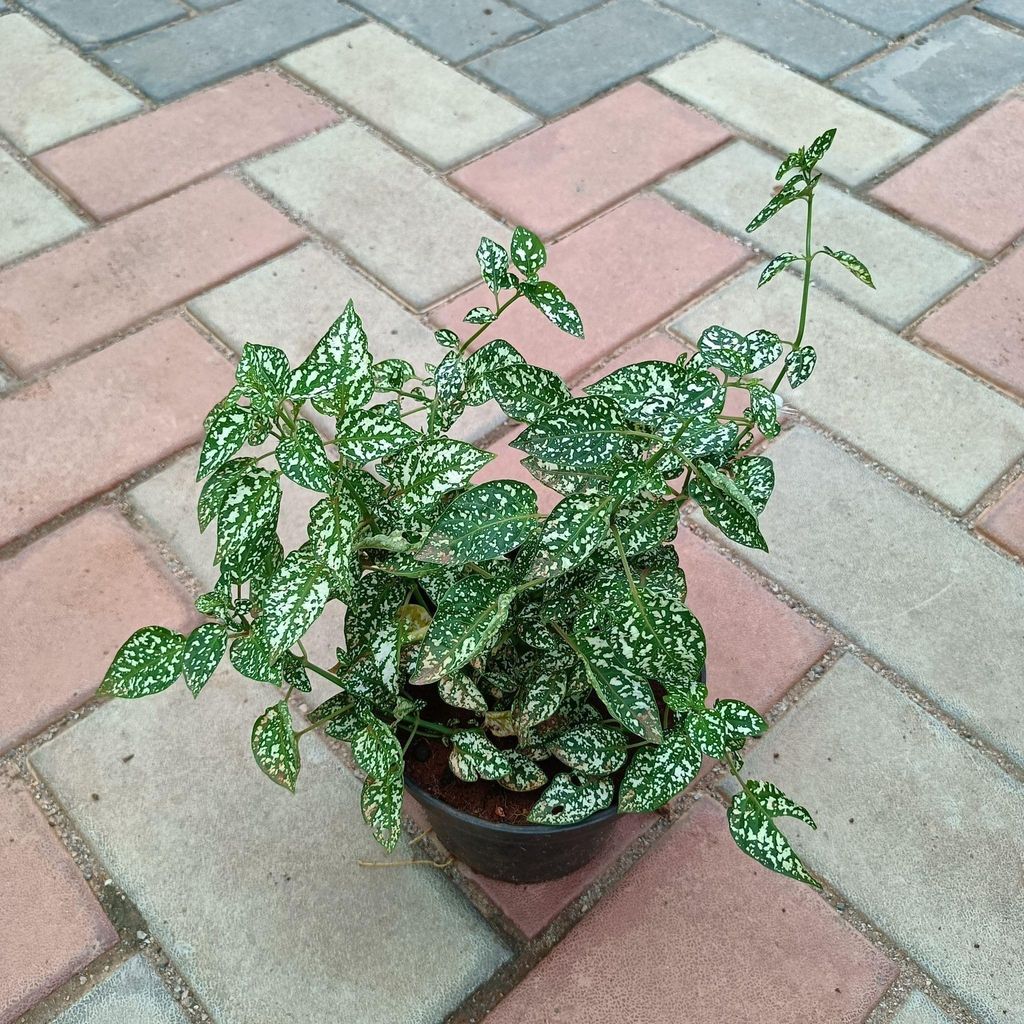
[976, 476, 1024, 557]
[0, 176, 304, 375]
[51, 957, 189, 1024]
[34, 72, 339, 220]
[0, 318, 234, 546]
[891, 992, 955, 1024]
[807, 0, 960, 36]
[0, 509, 195, 752]
[0, 786, 117, 1024]
[20, 0, 183, 48]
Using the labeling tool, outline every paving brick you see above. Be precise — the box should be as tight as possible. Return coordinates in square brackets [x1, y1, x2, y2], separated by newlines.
[0, 318, 234, 546]
[0, 149, 82, 266]
[673, 268, 1024, 513]
[451, 82, 729, 236]
[976, 476, 1024, 557]
[487, 796, 894, 1024]
[52, 957, 188, 1024]
[917, 247, 1024, 398]
[34, 72, 339, 220]
[660, 140, 975, 329]
[0, 786, 117, 1024]
[0, 15, 141, 154]
[31, 672, 509, 1024]
[651, 39, 925, 187]
[836, 17, 1024, 135]
[98, 0, 362, 102]
[354, 0, 536, 62]
[700, 427, 1024, 767]
[513, 0, 601, 19]
[281, 24, 536, 170]
[21, 0, 183, 49]
[806, 0, 960, 36]
[246, 122, 504, 310]
[0, 177, 303, 376]
[891, 992, 955, 1024]
[660, 0, 882, 78]
[0, 509, 195, 753]
[467, 0, 710, 118]
[433, 194, 748, 380]
[980, 0, 1024, 29]
[873, 98, 1024, 258]
[739, 655, 1024, 1023]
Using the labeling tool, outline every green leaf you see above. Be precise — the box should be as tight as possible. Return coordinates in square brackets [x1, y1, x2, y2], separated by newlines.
[182, 622, 227, 697]
[758, 252, 800, 287]
[677, 416, 738, 461]
[306, 492, 359, 592]
[522, 280, 584, 338]
[438, 673, 489, 713]
[551, 723, 626, 775]
[195, 587, 232, 619]
[281, 651, 311, 693]
[434, 328, 460, 349]
[695, 461, 757, 517]
[464, 338, 525, 405]
[99, 626, 184, 698]
[527, 773, 613, 825]
[379, 438, 493, 514]
[728, 780, 820, 887]
[613, 498, 678, 557]
[487, 363, 571, 424]
[775, 150, 802, 181]
[372, 358, 416, 392]
[785, 346, 817, 389]
[229, 633, 282, 684]
[743, 382, 781, 438]
[477, 236, 509, 293]
[822, 246, 874, 288]
[276, 419, 335, 492]
[417, 480, 538, 566]
[510, 225, 546, 276]
[689, 473, 767, 552]
[697, 325, 749, 376]
[197, 400, 250, 480]
[804, 127, 836, 170]
[618, 727, 702, 812]
[260, 549, 332, 656]
[352, 715, 403, 780]
[463, 306, 496, 325]
[234, 343, 290, 415]
[413, 575, 516, 684]
[512, 397, 627, 470]
[745, 329, 784, 372]
[746, 174, 807, 233]
[361, 773, 404, 851]
[197, 457, 255, 532]
[684, 707, 731, 759]
[497, 751, 548, 792]
[334, 404, 419, 464]
[715, 699, 768, 744]
[214, 465, 281, 567]
[344, 574, 404, 697]
[449, 729, 514, 782]
[585, 361, 724, 430]
[531, 492, 613, 578]
[512, 670, 566, 732]
[733, 456, 774, 514]
[289, 300, 373, 411]
[251, 700, 300, 793]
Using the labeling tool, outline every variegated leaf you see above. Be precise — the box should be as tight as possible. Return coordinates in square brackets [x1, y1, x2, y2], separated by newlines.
[182, 622, 227, 697]
[434, 328, 460, 349]
[352, 715, 403, 780]
[512, 670, 566, 732]
[758, 252, 800, 288]
[550, 723, 626, 775]
[733, 456, 775, 514]
[804, 127, 836, 170]
[487, 363, 571, 424]
[449, 729, 513, 781]
[527, 773, 614, 826]
[334, 404, 418, 464]
[785, 346, 817, 389]
[361, 772, 404, 851]
[214, 465, 281, 567]
[715, 699, 768, 744]
[530, 492, 613, 579]
[512, 397, 627, 471]
[372, 358, 416, 392]
[289, 300, 373, 409]
[438, 673, 489, 713]
[251, 700, 300, 793]
[99, 626, 184, 698]
[276, 418, 335, 492]
[197, 457, 255, 532]
[613, 498, 678, 557]
[234, 343, 290, 415]
[522, 280, 584, 338]
[306, 491, 359, 592]
[744, 381, 782, 438]
[745, 329, 784, 372]
[822, 246, 874, 288]
[260, 549, 332, 656]
[689, 473, 767, 552]
[197, 400, 250, 480]
[476, 236, 509, 293]
[497, 751, 548, 792]
[618, 727, 702, 812]
[746, 174, 807, 233]
[510, 226, 546, 276]
[280, 651, 311, 693]
[678, 416, 738, 461]
[695, 461, 757, 518]
[229, 633, 282, 685]
[464, 306, 496, 325]
[379, 437, 493, 513]
[464, 338, 525, 405]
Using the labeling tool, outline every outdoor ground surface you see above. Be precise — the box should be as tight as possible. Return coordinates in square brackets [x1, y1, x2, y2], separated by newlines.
[1, 0, 1023, 1022]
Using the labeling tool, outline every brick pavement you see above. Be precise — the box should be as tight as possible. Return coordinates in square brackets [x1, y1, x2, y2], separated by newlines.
[0, 2, 1022, 1022]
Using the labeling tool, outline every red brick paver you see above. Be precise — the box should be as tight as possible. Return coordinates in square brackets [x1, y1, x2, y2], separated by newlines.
[976, 476, 1024, 556]
[872, 98, 1024, 258]
[486, 797, 896, 1024]
[0, 176, 304, 376]
[34, 72, 339, 221]
[0, 786, 117, 1024]
[451, 82, 729, 238]
[0, 318, 234, 546]
[0, 509, 196, 753]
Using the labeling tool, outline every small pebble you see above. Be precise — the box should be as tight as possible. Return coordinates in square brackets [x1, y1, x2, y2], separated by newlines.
[136, 930, 147, 940]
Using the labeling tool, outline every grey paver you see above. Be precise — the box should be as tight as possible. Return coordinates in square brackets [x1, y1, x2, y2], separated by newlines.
[98, 0, 362, 102]
[807, 0, 961, 36]
[20, 0, 184, 49]
[671, 269, 1024, 514]
[651, 39, 926, 187]
[52, 957, 188, 1024]
[513, 0, 602, 20]
[467, 0, 710, 117]
[660, 0, 883, 78]
[0, 15, 142, 153]
[281, 24, 536, 169]
[699, 427, 1024, 767]
[659, 141, 976, 329]
[738, 655, 1024, 1023]
[31, 672, 510, 1024]
[891, 991, 955, 1024]
[980, 0, 1024, 29]
[245, 123, 506, 310]
[353, 0, 536, 62]
[836, 16, 1024, 134]
[0, 149, 83, 266]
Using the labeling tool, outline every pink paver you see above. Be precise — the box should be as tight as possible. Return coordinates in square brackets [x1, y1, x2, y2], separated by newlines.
[432, 194, 748, 381]
[34, 72, 339, 221]
[0, 786, 117, 1024]
[486, 797, 896, 1024]
[976, 476, 1024, 557]
[0, 317, 234, 546]
[451, 82, 729, 238]
[872, 98, 1024, 258]
[0, 176, 304, 376]
[916, 247, 1024, 399]
[0, 509, 196, 753]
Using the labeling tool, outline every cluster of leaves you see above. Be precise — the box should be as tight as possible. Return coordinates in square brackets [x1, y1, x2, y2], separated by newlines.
[99, 130, 873, 888]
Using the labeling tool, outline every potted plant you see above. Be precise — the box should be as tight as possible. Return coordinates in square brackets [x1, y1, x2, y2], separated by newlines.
[99, 129, 872, 886]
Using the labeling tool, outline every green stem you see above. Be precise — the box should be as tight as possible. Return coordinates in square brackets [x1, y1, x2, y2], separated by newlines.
[456, 293, 520, 357]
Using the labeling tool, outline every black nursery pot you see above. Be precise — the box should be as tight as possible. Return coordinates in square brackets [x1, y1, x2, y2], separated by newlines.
[405, 776, 619, 884]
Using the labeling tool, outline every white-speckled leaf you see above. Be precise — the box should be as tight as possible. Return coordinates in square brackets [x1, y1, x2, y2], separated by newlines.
[551, 723, 626, 775]
[805, 127, 836, 170]
[732, 456, 774, 514]
[695, 461, 757, 518]
[288, 300, 373, 409]
[743, 381, 781, 438]
[822, 246, 874, 288]
[197, 458, 256, 532]
[758, 252, 800, 288]
[182, 622, 227, 697]
[379, 438, 493, 514]
[678, 417, 738, 461]
[361, 772, 404, 850]
[487, 363, 571, 424]
[306, 492, 359, 592]
[352, 715, 403, 780]
[527, 773, 613, 825]
[251, 700, 300, 793]
[372, 358, 416, 393]
[234, 343, 290, 415]
[260, 549, 331, 656]
[229, 632, 282, 685]
[513, 396, 628, 473]
[512, 670, 566, 732]
[276, 419, 335, 493]
[618, 727, 702, 813]
[689, 473, 767, 552]
[613, 498, 679, 557]
[716, 699, 768, 744]
[438, 673, 489, 714]
[214, 465, 281, 567]
[477, 236, 509, 293]
[449, 729, 513, 781]
[510, 226, 546, 276]
[497, 751, 548, 792]
[746, 174, 807, 233]
[197, 400, 250, 481]
[464, 306, 496, 325]
[464, 338, 525, 405]
[531, 492, 613, 578]
[522, 280, 584, 338]
[335, 404, 418, 464]
[785, 346, 817, 389]
[100, 626, 185, 698]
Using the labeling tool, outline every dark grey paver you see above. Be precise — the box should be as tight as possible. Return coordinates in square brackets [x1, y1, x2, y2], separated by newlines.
[806, 0, 960, 36]
[659, 0, 883, 78]
[53, 957, 188, 1024]
[467, 0, 710, 116]
[979, 0, 1024, 29]
[98, 0, 362, 101]
[353, 0, 537, 62]
[20, 0, 184, 48]
[837, 16, 1024, 134]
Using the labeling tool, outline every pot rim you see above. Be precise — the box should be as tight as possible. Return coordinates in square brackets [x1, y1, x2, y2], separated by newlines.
[404, 774, 619, 836]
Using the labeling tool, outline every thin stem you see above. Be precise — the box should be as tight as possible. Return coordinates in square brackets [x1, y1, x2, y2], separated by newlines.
[456, 293, 521, 357]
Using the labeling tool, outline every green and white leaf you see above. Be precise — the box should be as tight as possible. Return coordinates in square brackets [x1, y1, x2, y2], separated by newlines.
[197, 400, 250, 480]
[744, 381, 781, 438]
[613, 498, 678, 557]
[530, 492, 613, 578]
[804, 127, 836, 170]
[463, 306, 496, 325]
[379, 438, 493, 514]
[677, 416, 738, 461]
[334, 404, 419, 464]
[618, 727, 702, 812]
[512, 670, 566, 732]
[689, 473, 767, 552]
[372, 358, 416, 392]
[733, 456, 775, 514]
[198, 457, 255, 532]
[306, 491, 359, 591]
[477, 236, 509, 293]
[276, 418, 335, 492]
[449, 729, 513, 782]
[522, 280, 584, 338]
[497, 751, 547, 792]
[214, 465, 281, 566]
[182, 622, 227, 697]
[715, 699, 768, 745]
[487, 363, 570, 424]
[746, 174, 807, 233]
[438, 673, 489, 713]
[744, 329, 784, 372]
[464, 338, 525, 405]
[229, 632, 282, 684]
[361, 773, 404, 851]
[527, 773, 613, 826]
[352, 715, 403, 780]
[234, 343, 290, 415]
[434, 329, 460, 349]
[822, 246, 874, 288]
[251, 700, 300, 793]
[99, 626, 184, 698]
[512, 397, 627, 470]
[586, 360, 724, 430]
[758, 252, 800, 288]
[289, 300, 373, 410]
[510, 226, 546, 276]
[259, 549, 331, 656]
[550, 723, 626, 775]
[785, 346, 816, 388]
